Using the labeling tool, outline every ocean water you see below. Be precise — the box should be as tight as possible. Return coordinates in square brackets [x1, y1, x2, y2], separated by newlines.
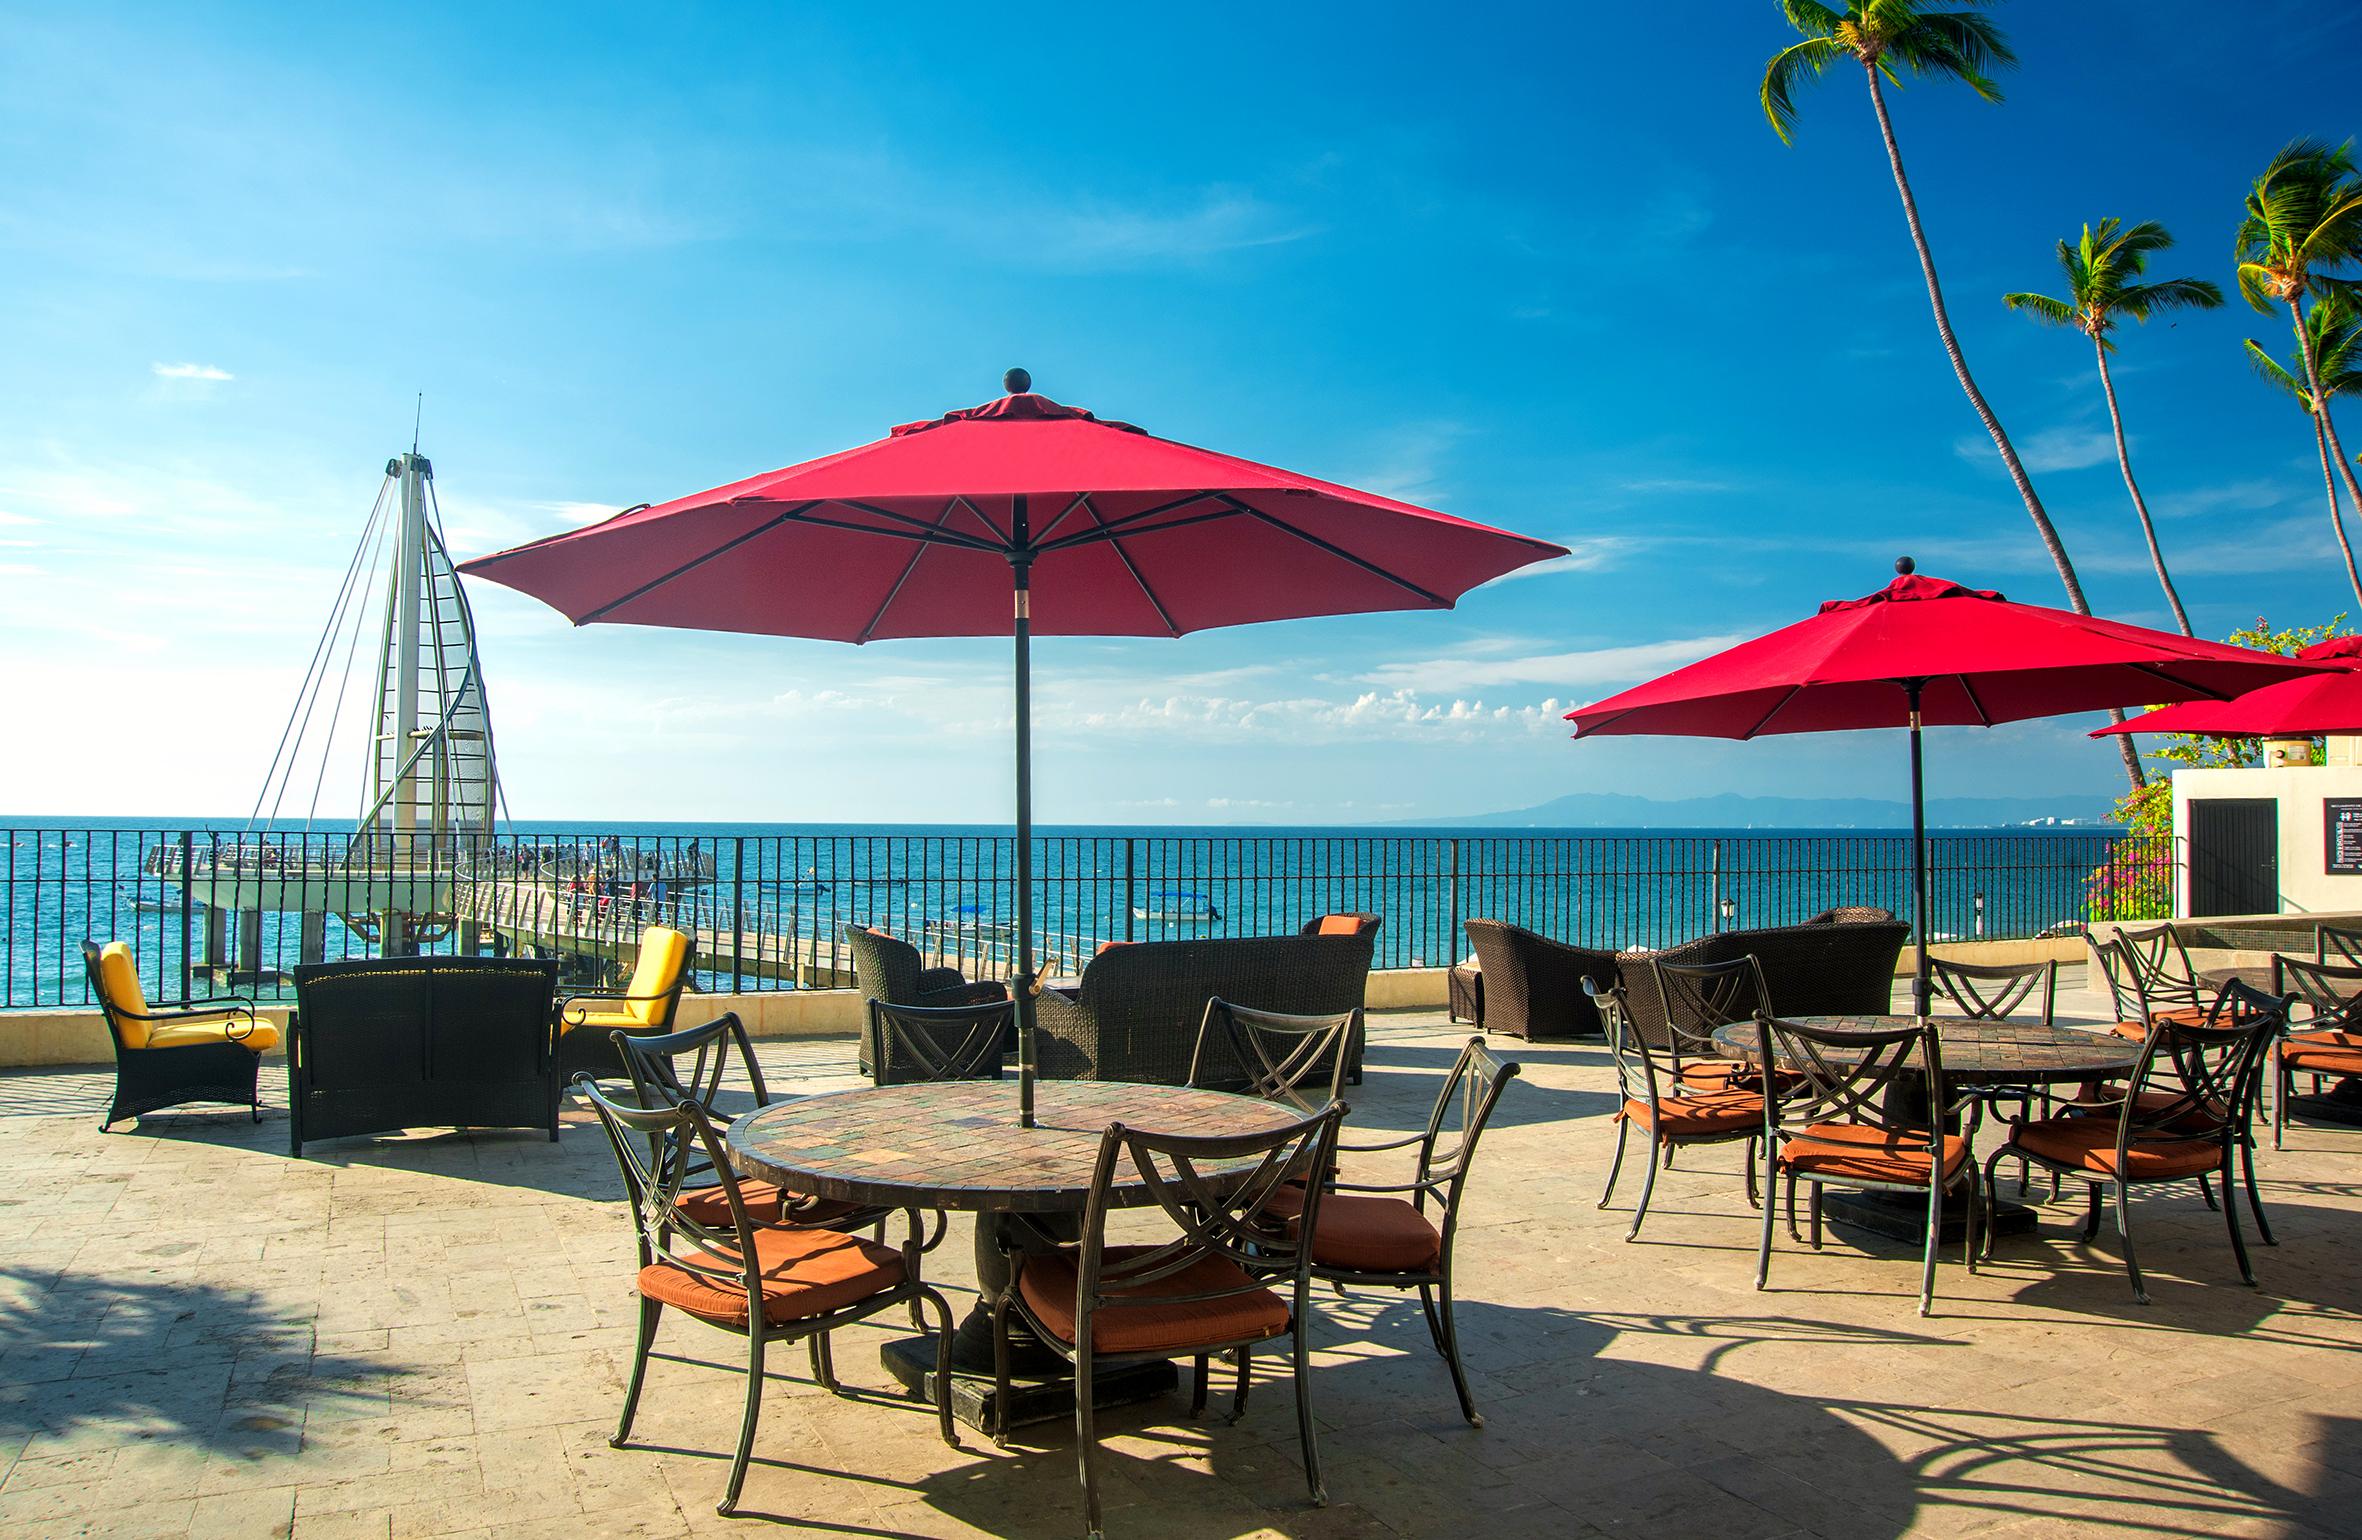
[2, 817, 2134, 1008]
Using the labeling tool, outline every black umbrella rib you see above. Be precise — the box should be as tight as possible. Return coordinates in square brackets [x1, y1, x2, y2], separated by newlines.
[575, 502, 990, 624]
[838, 499, 1007, 552]
[950, 495, 1012, 547]
[1077, 494, 1181, 637]
[1232, 497, 1450, 607]
[1739, 685, 1803, 739]
[1955, 674, 1994, 727]
[1034, 491, 1228, 551]
[2126, 661, 2241, 701]
[1030, 493, 1096, 548]
[857, 499, 963, 643]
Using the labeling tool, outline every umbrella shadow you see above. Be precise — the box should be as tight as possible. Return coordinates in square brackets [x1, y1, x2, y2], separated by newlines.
[0, 1264, 399, 1463]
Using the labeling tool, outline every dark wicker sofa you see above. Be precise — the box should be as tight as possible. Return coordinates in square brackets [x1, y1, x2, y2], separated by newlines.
[288, 956, 560, 1155]
[1618, 917, 1909, 1047]
[1460, 920, 1620, 1040]
[1030, 932, 1376, 1084]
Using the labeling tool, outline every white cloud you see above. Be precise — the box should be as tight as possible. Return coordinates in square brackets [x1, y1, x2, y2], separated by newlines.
[1483, 537, 1650, 583]
[1046, 689, 1576, 745]
[1360, 634, 1742, 694]
[2153, 479, 2293, 520]
[151, 361, 233, 381]
[1953, 426, 2115, 474]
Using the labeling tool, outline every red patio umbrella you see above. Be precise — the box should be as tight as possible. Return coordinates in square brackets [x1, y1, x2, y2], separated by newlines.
[462, 371, 1568, 1124]
[2092, 636, 2362, 739]
[1566, 560, 2323, 1016]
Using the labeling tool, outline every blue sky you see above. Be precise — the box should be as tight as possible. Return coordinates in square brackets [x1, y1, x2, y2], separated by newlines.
[4, 1, 2359, 825]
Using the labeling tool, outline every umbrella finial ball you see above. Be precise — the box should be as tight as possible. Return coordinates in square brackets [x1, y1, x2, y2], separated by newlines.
[1003, 367, 1032, 396]
[1895, 555, 1916, 575]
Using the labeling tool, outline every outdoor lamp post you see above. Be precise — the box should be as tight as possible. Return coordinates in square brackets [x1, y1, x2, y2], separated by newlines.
[1974, 890, 1985, 939]
[1720, 896, 1736, 928]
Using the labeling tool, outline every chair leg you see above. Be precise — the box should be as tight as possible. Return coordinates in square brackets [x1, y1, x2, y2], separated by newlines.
[1743, 1136, 1760, 1210]
[1627, 1134, 1663, 1242]
[809, 1331, 839, 1394]
[2240, 1137, 2277, 1247]
[613, 1294, 660, 1448]
[1963, 1166, 1980, 1277]
[2220, 1167, 2257, 1287]
[920, 1287, 959, 1449]
[1190, 1354, 1210, 1417]
[1755, 1154, 1779, 1292]
[989, 1291, 1015, 1448]
[1292, 1322, 1328, 1508]
[2273, 1059, 2286, 1151]
[1919, 1174, 1942, 1317]
[1415, 1283, 1447, 1356]
[2114, 1180, 2149, 1307]
[1597, 1120, 1627, 1210]
[1808, 1185, 1823, 1252]
[1784, 1170, 1802, 1243]
[1435, 1272, 1481, 1429]
[1074, 1342, 1102, 1540]
[1979, 1149, 2008, 1261]
[1228, 1344, 1253, 1425]
[2197, 1173, 2220, 1212]
[720, 1329, 766, 1516]
[2081, 1182, 2104, 1242]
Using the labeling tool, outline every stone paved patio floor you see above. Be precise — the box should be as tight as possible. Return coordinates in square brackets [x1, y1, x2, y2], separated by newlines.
[2, 985, 2359, 1538]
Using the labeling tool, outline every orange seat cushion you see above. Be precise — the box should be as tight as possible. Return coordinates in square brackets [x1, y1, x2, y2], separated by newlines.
[1778, 1123, 1968, 1187]
[1019, 1245, 1288, 1356]
[2286, 1031, 2362, 1076]
[636, 1225, 903, 1328]
[2009, 1118, 2221, 1180]
[674, 1181, 868, 1232]
[1621, 1088, 1761, 1138]
[1264, 1187, 1441, 1274]
[1314, 915, 1368, 937]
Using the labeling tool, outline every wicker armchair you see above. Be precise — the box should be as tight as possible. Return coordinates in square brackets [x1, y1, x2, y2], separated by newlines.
[82, 940, 279, 1130]
[1459, 920, 1618, 1040]
[1806, 906, 1897, 926]
[847, 926, 1007, 1009]
[557, 925, 695, 1081]
[1029, 932, 1375, 1084]
[1619, 918, 1909, 1045]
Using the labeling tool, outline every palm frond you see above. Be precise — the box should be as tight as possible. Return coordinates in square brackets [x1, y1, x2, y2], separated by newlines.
[2117, 276, 2224, 321]
[2001, 291, 2077, 327]
[2099, 219, 2175, 263]
[2237, 261, 2283, 315]
[2244, 338, 2312, 408]
[1761, 37, 1843, 143]
[1895, 9, 2016, 98]
[1781, 0, 1848, 36]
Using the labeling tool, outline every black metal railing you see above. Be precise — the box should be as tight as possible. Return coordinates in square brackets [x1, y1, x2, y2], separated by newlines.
[3, 824, 2160, 1010]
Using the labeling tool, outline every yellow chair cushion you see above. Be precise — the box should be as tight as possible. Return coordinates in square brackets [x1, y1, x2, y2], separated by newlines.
[146, 1016, 279, 1053]
[563, 1008, 639, 1036]
[624, 927, 689, 1025]
[96, 942, 153, 1048]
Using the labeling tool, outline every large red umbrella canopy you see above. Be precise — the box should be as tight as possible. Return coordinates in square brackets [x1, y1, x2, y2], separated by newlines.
[2092, 636, 2362, 739]
[462, 387, 1565, 638]
[1566, 569, 2322, 739]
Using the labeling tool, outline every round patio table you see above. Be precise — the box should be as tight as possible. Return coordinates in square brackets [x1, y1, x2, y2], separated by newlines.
[727, 1080, 1300, 1430]
[1711, 1016, 2141, 1242]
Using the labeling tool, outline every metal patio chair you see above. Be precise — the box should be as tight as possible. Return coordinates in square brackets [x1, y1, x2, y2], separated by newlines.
[580, 1076, 958, 1516]
[993, 1101, 1347, 1537]
[1586, 976, 1762, 1241]
[2269, 954, 2362, 1151]
[1981, 981, 2285, 1305]
[1753, 1015, 1976, 1316]
[1186, 998, 1358, 1110]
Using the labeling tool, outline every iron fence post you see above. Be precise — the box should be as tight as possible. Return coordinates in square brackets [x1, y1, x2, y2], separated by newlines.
[732, 837, 745, 994]
[1124, 839, 1136, 942]
[1447, 837, 1462, 966]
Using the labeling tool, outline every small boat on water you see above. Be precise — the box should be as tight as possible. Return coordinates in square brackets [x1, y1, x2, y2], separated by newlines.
[1132, 889, 1220, 924]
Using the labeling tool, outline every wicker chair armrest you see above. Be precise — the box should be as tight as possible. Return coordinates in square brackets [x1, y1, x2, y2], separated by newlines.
[126, 998, 258, 1023]
[915, 965, 969, 993]
[559, 990, 672, 1023]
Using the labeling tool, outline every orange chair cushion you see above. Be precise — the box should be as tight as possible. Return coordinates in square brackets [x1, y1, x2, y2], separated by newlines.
[1778, 1123, 1968, 1187]
[1621, 1089, 1762, 1138]
[622, 928, 690, 1025]
[1264, 1187, 1441, 1274]
[2009, 1119, 2221, 1180]
[1018, 1245, 1288, 1356]
[1315, 915, 1367, 937]
[2286, 1031, 2362, 1076]
[636, 1225, 903, 1328]
[674, 1181, 867, 1232]
[1094, 940, 1134, 956]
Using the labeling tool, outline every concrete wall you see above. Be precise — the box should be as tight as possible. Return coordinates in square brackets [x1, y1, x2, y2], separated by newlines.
[2172, 764, 2362, 916]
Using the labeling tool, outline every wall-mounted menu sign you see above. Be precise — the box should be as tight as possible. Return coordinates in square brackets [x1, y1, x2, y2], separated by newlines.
[2328, 799, 2362, 875]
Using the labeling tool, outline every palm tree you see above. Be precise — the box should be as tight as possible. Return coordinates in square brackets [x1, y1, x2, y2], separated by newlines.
[2003, 220, 2223, 636]
[2236, 139, 2362, 553]
[1762, 1, 2147, 789]
[2247, 290, 2362, 607]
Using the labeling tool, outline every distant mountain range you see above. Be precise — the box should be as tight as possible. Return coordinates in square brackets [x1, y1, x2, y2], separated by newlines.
[1410, 790, 2117, 830]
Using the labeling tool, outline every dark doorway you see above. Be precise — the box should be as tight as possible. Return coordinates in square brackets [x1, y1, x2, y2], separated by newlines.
[2188, 798, 2279, 916]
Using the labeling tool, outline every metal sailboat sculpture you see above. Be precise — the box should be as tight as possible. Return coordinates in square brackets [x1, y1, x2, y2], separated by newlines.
[147, 447, 504, 953]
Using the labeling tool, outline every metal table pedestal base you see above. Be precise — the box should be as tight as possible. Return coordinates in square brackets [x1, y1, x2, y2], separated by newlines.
[2288, 1077, 2362, 1128]
[881, 1316, 1178, 1434]
[1820, 1187, 2038, 1244]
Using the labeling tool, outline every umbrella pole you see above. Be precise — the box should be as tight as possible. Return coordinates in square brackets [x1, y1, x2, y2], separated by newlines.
[1011, 530, 1038, 1129]
[1906, 679, 1930, 1021]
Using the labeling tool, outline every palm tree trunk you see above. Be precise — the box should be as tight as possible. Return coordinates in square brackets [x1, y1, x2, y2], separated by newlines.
[1862, 65, 2145, 790]
[2310, 409, 2362, 610]
[2094, 342, 2192, 635]
[2292, 298, 2362, 600]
